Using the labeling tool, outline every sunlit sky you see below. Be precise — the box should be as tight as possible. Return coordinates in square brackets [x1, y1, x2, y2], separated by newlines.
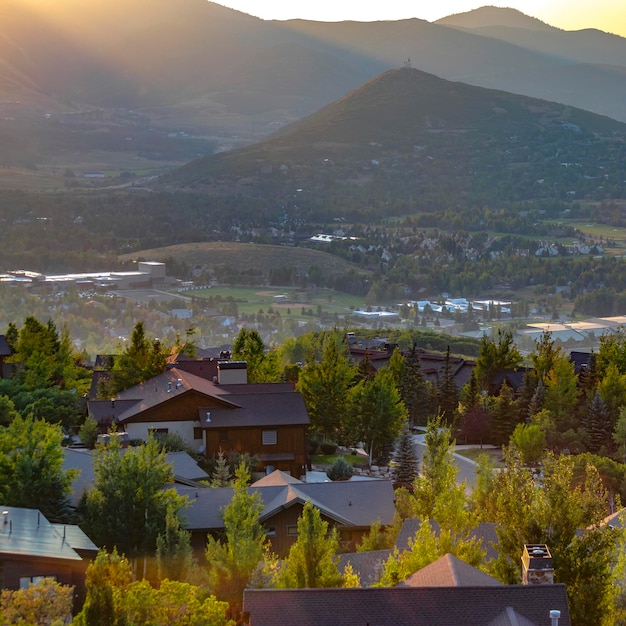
[215, 1, 626, 37]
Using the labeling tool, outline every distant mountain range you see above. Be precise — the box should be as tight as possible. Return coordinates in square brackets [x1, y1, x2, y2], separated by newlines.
[161, 67, 626, 216]
[3, 0, 626, 141]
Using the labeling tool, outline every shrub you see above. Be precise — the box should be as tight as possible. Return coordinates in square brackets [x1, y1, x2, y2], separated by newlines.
[326, 456, 354, 481]
[319, 441, 338, 455]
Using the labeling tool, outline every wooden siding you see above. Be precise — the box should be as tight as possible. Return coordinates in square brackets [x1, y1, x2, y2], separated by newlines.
[205, 424, 307, 477]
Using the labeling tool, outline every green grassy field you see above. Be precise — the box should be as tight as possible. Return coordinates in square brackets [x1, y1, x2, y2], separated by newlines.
[189, 285, 364, 318]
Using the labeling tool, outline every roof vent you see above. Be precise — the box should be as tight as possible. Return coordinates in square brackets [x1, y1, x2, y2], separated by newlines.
[167, 381, 173, 393]
[205, 411, 211, 423]
[176, 378, 183, 388]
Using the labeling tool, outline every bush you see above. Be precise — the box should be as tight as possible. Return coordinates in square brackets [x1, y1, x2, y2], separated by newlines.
[319, 441, 338, 455]
[326, 456, 354, 481]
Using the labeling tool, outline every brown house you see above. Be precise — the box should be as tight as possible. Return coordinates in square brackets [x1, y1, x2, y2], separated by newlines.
[0, 506, 98, 597]
[243, 548, 571, 626]
[88, 362, 309, 477]
[176, 471, 396, 556]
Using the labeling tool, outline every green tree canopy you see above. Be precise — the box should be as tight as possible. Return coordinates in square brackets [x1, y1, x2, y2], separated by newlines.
[0, 415, 74, 522]
[297, 333, 354, 442]
[205, 464, 267, 617]
[80, 435, 186, 566]
[274, 500, 344, 589]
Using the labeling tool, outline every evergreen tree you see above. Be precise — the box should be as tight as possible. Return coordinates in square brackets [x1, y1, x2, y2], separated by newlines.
[579, 351, 598, 399]
[544, 354, 580, 432]
[275, 500, 344, 589]
[210, 449, 232, 487]
[488, 382, 520, 446]
[346, 368, 407, 465]
[597, 362, 626, 425]
[391, 426, 419, 487]
[232, 327, 280, 383]
[436, 346, 458, 423]
[297, 334, 354, 442]
[156, 504, 194, 582]
[527, 378, 546, 420]
[399, 344, 431, 427]
[473, 329, 522, 390]
[583, 391, 612, 453]
[106, 321, 169, 395]
[205, 464, 267, 617]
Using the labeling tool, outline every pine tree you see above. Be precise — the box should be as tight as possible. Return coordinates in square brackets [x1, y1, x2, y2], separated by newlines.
[489, 381, 520, 446]
[399, 344, 431, 427]
[583, 390, 611, 453]
[156, 504, 194, 582]
[436, 346, 458, 424]
[391, 426, 419, 487]
[210, 449, 232, 487]
[205, 464, 267, 616]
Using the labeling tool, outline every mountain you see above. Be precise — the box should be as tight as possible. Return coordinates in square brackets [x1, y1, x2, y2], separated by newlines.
[437, 6, 626, 67]
[3, 1, 626, 179]
[436, 6, 556, 31]
[161, 67, 626, 216]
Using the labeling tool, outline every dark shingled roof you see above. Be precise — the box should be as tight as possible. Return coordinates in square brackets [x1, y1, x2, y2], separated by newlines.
[199, 392, 309, 429]
[338, 549, 392, 587]
[243, 585, 571, 626]
[399, 553, 502, 588]
[175, 480, 396, 532]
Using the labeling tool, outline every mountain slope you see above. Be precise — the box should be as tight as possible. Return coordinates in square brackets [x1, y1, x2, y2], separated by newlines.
[162, 68, 626, 215]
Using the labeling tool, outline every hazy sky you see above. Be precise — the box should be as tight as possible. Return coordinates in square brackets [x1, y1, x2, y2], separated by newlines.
[215, 1, 626, 37]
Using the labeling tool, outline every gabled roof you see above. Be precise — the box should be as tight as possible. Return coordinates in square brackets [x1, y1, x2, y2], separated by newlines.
[89, 367, 305, 427]
[199, 392, 309, 429]
[175, 480, 396, 532]
[63, 448, 209, 507]
[399, 554, 502, 588]
[242, 585, 571, 626]
[252, 470, 302, 487]
[0, 506, 97, 562]
[338, 549, 392, 587]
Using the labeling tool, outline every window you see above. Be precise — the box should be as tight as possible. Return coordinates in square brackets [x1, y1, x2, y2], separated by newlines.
[149, 428, 168, 435]
[287, 526, 299, 536]
[262, 430, 277, 445]
[193, 427, 203, 440]
[20, 576, 53, 589]
[265, 527, 277, 537]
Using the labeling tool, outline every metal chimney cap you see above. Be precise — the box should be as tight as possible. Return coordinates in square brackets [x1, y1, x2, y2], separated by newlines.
[550, 610, 561, 618]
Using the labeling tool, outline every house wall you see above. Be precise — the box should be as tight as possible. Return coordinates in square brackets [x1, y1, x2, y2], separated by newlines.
[125, 419, 204, 452]
[205, 424, 307, 477]
[121, 391, 227, 448]
[0, 554, 87, 592]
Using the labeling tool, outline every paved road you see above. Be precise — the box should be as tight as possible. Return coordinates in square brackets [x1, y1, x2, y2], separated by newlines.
[412, 435, 478, 491]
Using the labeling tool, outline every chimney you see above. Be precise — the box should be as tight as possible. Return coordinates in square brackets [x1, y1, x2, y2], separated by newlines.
[217, 360, 247, 385]
[521, 544, 554, 585]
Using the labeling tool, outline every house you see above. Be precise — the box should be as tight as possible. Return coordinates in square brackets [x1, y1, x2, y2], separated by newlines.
[243, 545, 571, 626]
[0, 506, 98, 597]
[338, 518, 500, 587]
[175, 471, 396, 556]
[243, 584, 570, 626]
[62, 448, 210, 507]
[87, 362, 310, 477]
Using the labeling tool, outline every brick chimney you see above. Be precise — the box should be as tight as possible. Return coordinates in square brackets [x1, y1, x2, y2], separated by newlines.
[522, 544, 554, 585]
